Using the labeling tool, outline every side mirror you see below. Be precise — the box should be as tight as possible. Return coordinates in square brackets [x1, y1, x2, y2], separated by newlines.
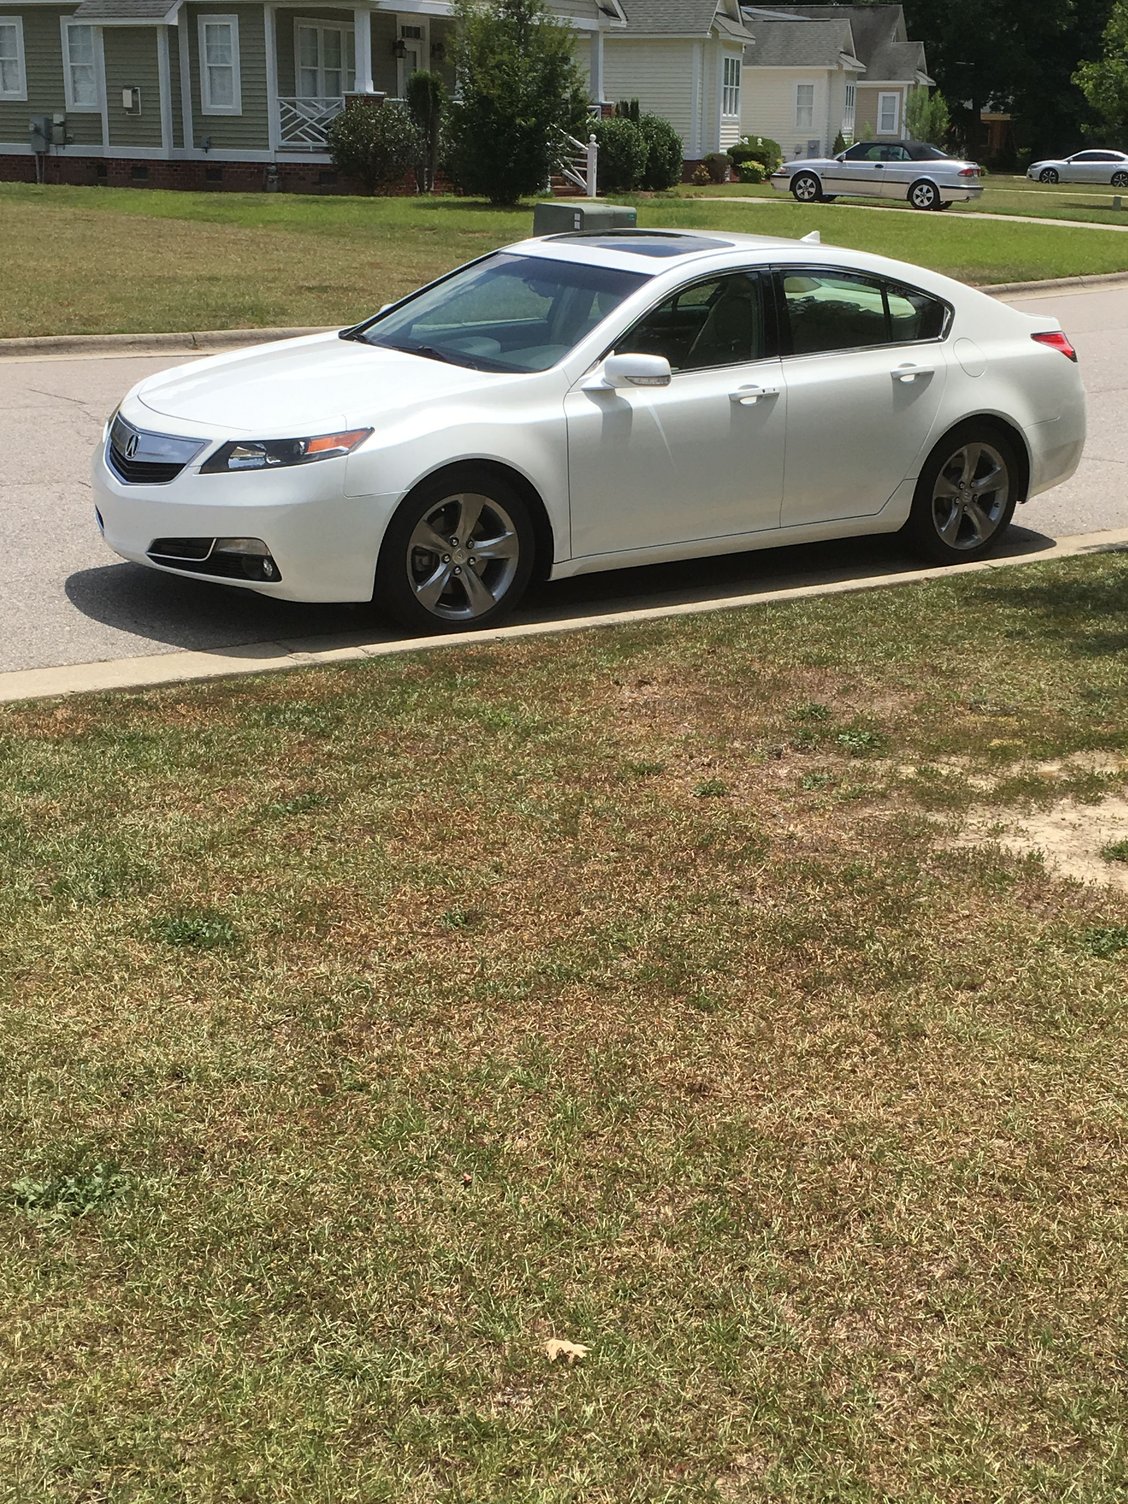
[590, 353, 673, 390]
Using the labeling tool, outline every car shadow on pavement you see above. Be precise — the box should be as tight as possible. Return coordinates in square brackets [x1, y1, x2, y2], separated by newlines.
[63, 525, 1058, 658]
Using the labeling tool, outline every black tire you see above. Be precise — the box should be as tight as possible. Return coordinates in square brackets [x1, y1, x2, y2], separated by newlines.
[791, 172, 822, 204]
[1112, 171, 1128, 188]
[904, 425, 1020, 564]
[1039, 168, 1059, 184]
[821, 195, 838, 203]
[908, 178, 940, 210]
[375, 467, 536, 633]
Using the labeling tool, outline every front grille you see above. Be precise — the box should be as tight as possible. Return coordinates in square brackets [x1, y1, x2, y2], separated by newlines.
[108, 445, 186, 486]
[107, 414, 207, 487]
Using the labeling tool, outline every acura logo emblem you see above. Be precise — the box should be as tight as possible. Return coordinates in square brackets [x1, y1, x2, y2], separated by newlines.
[125, 432, 140, 459]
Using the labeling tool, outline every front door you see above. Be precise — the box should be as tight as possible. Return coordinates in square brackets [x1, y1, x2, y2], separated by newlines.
[396, 25, 425, 96]
[565, 272, 786, 558]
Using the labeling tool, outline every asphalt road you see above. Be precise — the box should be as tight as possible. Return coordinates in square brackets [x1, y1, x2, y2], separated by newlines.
[1, 281, 1125, 676]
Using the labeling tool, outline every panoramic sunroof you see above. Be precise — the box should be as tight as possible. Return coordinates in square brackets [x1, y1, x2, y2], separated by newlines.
[550, 232, 732, 257]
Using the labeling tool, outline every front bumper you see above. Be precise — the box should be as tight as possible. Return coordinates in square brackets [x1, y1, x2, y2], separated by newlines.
[92, 440, 400, 604]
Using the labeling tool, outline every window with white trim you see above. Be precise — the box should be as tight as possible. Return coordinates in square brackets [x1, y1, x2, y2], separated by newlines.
[843, 82, 856, 133]
[722, 55, 740, 117]
[0, 17, 26, 101]
[296, 20, 354, 99]
[878, 90, 899, 134]
[795, 82, 814, 131]
[62, 21, 99, 110]
[199, 15, 241, 115]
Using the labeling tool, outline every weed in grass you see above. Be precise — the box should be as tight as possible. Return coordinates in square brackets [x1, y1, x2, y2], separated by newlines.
[623, 759, 666, 777]
[835, 728, 887, 756]
[9, 1160, 131, 1218]
[150, 909, 239, 949]
[800, 772, 836, 791]
[693, 779, 729, 798]
[1101, 839, 1128, 864]
[792, 702, 831, 722]
[1076, 924, 1128, 958]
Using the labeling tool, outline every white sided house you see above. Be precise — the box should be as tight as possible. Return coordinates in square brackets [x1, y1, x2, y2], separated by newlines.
[0, 0, 626, 190]
[603, 0, 752, 160]
[740, 3, 932, 159]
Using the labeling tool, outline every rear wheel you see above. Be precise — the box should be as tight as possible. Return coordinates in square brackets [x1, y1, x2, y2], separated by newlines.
[375, 468, 535, 633]
[791, 172, 822, 203]
[1112, 171, 1128, 188]
[908, 179, 940, 210]
[904, 426, 1019, 564]
[1039, 167, 1059, 183]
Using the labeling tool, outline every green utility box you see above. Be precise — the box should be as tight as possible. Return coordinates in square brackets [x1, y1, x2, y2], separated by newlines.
[532, 202, 638, 236]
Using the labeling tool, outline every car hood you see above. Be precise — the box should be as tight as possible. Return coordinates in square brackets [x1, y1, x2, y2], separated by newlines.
[135, 331, 503, 435]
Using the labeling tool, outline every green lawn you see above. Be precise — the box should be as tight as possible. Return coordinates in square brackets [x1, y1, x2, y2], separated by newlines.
[3, 552, 1128, 1500]
[2, 180, 1127, 337]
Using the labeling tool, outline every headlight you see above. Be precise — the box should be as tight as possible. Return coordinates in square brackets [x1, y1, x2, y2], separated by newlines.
[200, 428, 373, 474]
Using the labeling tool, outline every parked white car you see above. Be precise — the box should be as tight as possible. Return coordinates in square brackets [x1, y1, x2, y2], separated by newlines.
[1027, 149, 1128, 185]
[770, 140, 983, 209]
[93, 229, 1084, 632]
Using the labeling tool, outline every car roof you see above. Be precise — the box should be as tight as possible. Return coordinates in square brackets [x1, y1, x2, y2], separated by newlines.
[506, 228, 816, 274]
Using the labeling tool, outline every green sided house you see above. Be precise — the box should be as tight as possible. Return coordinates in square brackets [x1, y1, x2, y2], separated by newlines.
[0, 0, 626, 189]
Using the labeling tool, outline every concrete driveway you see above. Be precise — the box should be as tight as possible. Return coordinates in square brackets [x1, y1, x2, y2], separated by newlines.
[1, 281, 1126, 683]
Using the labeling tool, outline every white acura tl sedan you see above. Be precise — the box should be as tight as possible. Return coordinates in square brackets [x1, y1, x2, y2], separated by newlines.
[93, 229, 1085, 632]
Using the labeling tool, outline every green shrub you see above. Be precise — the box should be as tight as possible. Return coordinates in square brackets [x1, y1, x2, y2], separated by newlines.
[736, 159, 767, 183]
[691, 162, 711, 185]
[327, 102, 423, 193]
[446, 0, 589, 205]
[615, 98, 641, 123]
[728, 134, 782, 173]
[703, 151, 730, 183]
[638, 113, 683, 190]
[832, 130, 847, 156]
[405, 69, 446, 192]
[593, 115, 648, 192]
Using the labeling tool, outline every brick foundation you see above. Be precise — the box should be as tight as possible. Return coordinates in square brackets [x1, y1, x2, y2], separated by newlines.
[0, 153, 430, 195]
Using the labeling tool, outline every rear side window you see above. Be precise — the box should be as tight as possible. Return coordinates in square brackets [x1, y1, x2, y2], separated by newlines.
[780, 269, 949, 355]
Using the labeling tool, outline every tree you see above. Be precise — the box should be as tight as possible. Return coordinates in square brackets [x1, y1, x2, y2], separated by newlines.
[638, 114, 684, 190]
[905, 87, 950, 146]
[406, 70, 446, 192]
[326, 103, 422, 194]
[1074, 0, 1128, 145]
[446, 0, 589, 206]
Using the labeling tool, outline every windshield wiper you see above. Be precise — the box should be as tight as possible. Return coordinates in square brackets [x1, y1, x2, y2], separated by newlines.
[383, 342, 459, 365]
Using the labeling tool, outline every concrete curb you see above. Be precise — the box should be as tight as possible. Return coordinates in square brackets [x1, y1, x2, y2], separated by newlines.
[981, 271, 1128, 296]
[0, 327, 329, 358]
[3, 529, 1126, 707]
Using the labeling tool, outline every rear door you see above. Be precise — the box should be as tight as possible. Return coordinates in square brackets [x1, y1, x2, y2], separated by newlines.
[773, 266, 950, 528]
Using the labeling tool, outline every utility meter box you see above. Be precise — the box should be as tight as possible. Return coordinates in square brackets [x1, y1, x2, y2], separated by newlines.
[532, 202, 638, 236]
[29, 115, 52, 151]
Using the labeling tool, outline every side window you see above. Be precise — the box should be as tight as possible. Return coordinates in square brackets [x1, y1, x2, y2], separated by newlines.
[782, 270, 948, 355]
[616, 273, 766, 373]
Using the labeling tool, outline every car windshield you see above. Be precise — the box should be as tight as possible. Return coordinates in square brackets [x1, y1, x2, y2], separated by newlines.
[355, 253, 650, 373]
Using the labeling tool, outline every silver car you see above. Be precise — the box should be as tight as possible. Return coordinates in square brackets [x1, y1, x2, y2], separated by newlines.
[1027, 149, 1128, 185]
[770, 140, 984, 211]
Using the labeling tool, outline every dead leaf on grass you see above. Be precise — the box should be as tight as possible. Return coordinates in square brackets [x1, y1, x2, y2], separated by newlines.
[544, 1337, 589, 1365]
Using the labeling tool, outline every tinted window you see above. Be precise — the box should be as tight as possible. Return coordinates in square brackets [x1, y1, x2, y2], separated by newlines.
[782, 271, 947, 354]
[359, 253, 649, 372]
[905, 142, 950, 161]
[616, 272, 766, 372]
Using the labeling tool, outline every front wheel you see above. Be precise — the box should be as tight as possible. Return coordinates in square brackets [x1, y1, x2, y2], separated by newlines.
[904, 427, 1019, 564]
[1039, 168, 1059, 184]
[791, 172, 822, 203]
[1112, 171, 1128, 188]
[375, 469, 535, 633]
[908, 179, 940, 210]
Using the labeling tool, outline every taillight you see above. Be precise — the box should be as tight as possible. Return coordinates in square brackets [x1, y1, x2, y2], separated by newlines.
[958, 166, 980, 177]
[1032, 330, 1078, 362]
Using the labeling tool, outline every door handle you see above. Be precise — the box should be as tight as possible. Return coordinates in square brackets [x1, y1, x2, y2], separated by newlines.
[893, 363, 934, 383]
[730, 384, 780, 404]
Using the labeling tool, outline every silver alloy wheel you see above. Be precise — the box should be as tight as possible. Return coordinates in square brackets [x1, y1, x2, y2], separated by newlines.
[1039, 168, 1059, 183]
[1113, 171, 1128, 187]
[930, 440, 1010, 550]
[792, 173, 819, 202]
[909, 180, 939, 210]
[405, 489, 521, 622]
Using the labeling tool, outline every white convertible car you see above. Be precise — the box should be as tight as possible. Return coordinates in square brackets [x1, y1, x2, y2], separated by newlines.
[93, 228, 1085, 632]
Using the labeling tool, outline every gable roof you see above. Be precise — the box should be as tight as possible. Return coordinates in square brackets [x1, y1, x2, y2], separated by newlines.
[70, 0, 180, 18]
[740, 4, 927, 81]
[742, 15, 862, 68]
[621, 0, 751, 39]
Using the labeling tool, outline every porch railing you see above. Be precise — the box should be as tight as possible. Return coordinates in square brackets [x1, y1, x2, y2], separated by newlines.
[278, 95, 345, 150]
[554, 127, 598, 196]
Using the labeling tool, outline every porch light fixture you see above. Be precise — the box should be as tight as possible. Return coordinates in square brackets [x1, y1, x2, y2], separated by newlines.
[392, 38, 407, 58]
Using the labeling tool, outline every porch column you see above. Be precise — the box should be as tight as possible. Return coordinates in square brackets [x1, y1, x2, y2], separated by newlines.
[354, 7, 374, 94]
[589, 28, 604, 106]
[265, 5, 280, 150]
